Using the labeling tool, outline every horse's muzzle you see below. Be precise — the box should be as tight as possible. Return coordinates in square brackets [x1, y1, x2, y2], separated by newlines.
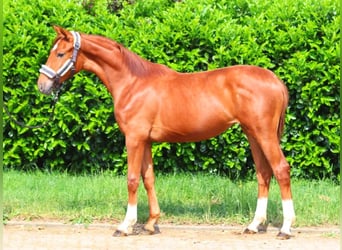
[37, 76, 54, 95]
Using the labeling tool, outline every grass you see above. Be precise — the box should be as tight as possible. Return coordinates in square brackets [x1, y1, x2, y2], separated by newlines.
[3, 170, 340, 227]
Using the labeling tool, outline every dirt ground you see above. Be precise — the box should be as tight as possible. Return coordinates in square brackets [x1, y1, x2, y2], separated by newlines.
[4, 221, 340, 250]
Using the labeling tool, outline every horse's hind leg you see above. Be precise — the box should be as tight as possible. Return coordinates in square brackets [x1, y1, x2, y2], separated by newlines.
[244, 135, 273, 234]
[253, 133, 295, 239]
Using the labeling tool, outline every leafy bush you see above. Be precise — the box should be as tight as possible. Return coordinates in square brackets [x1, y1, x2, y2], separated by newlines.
[3, 0, 340, 180]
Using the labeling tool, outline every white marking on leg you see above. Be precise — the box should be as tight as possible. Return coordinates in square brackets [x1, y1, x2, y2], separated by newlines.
[117, 204, 137, 234]
[247, 198, 268, 232]
[280, 199, 295, 235]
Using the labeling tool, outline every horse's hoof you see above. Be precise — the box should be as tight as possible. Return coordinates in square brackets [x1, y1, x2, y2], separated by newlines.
[257, 223, 268, 233]
[142, 224, 161, 235]
[113, 230, 128, 237]
[276, 232, 292, 240]
[140, 228, 155, 235]
[243, 228, 257, 234]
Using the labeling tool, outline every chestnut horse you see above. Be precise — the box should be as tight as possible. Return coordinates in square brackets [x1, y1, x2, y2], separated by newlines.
[38, 26, 295, 239]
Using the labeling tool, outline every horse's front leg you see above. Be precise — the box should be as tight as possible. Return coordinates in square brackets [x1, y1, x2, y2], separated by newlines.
[114, 137, 146, 236]
[141, 143, 160, 234]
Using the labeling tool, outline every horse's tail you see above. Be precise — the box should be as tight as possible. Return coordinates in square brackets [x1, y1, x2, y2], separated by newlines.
[277, 82, 289, 142]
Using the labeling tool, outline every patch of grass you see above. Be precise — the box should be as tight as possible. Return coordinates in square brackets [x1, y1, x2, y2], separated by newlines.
[3, 170, 340, 227]
[3, 170, 127, 223]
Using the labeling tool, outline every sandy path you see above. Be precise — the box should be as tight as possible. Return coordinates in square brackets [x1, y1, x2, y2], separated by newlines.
[4, 221, 340, 250]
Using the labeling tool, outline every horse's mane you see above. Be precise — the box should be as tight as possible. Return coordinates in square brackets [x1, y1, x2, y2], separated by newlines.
[86, 34, 172, 77]
[118, 43, 173, 77]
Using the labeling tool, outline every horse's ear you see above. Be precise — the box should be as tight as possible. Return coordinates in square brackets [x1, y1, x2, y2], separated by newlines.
[53, 25, 64, 34]
[53, 25, 71, 39]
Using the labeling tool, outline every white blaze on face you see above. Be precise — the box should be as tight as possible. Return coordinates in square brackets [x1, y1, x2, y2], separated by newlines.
[51, 40, 60, 51]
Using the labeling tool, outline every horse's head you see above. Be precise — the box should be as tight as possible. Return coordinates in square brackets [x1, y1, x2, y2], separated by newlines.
[37, 26, 81, 94]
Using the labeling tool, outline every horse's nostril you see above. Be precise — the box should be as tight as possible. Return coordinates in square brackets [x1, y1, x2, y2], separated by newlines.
[38, 83, 44, 92]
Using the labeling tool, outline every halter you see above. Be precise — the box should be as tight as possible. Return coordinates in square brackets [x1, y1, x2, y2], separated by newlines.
[39, 31, 81, 89]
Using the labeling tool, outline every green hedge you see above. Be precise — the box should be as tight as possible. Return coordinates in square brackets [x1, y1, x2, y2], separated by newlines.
[3, 0, 340, 180]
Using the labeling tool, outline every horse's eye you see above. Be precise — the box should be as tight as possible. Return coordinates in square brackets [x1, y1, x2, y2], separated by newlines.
[57, 53, 65, 58]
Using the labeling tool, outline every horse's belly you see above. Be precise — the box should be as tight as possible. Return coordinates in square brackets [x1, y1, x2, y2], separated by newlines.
[150, 119, 236, 143]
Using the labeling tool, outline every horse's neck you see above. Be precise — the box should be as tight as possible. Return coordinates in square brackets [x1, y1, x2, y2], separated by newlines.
[80, 34, 175, 96]
[80, 35, 130, 94]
